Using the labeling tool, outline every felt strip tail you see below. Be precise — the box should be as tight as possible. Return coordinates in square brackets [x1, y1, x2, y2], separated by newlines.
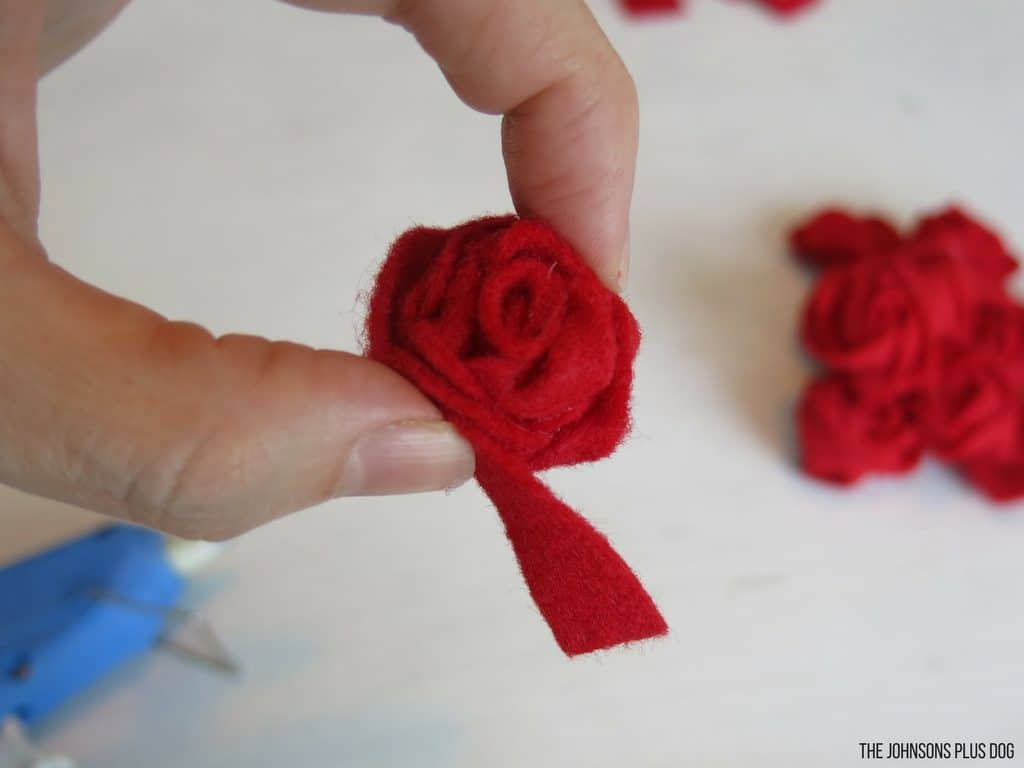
[475, 455, 668, 656]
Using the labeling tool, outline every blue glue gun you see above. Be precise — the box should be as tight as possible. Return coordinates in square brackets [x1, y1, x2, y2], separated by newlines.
[0, 525, 183, 727]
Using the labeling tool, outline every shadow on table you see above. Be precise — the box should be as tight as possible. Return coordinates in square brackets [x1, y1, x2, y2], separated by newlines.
[644, 205, 813, 464]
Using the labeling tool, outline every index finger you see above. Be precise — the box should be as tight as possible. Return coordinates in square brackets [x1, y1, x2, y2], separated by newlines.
[283, 0, 639, 290]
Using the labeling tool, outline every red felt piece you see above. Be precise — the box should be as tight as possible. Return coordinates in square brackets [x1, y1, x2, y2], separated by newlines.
[914, 206, 1019, 285]
[366, 216, 667, 655]
[929, 352, 1019, 464]
[798, 373, 926, 485]
[620, 0, 683, 16]
[475, 447, 667, 655]
[962, 435, 1024, 503]
[789, 209, 901, 270]
[971, 299, 1024, 386]
[793, 203, 1024, 505]
[758, 0, 818, 16]
[800, 254, 933, 381]
[623, 0, 818, 19]
[800, 234, 993, 382]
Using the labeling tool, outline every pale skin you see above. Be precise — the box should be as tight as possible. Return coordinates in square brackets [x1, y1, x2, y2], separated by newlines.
[0, 0, 638, 540]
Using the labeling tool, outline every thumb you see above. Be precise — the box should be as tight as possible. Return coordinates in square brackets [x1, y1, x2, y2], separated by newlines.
[0, 225, 475, 540]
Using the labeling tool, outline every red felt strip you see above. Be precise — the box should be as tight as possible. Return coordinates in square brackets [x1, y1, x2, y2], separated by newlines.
[366, 216, 667, 654]
[476, 448, 667, 656]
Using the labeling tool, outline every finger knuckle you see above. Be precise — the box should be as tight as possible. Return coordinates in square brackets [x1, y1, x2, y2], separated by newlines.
[145, 320, 218, 369]
[120, 430, 262, 541]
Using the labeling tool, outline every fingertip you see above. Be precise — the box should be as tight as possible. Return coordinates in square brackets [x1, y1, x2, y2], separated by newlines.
[525, 208, 630, 294]
[616, 238, 630, 292]
[337, 419, 476, 497]
[501, 66, 637, 293]
[596, 240, 629, 294]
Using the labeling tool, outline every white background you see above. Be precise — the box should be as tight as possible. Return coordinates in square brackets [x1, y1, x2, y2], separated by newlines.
[6, 0, 1024, 764]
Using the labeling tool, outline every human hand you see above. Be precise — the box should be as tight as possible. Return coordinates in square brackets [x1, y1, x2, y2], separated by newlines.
[0, 0, 637, 539]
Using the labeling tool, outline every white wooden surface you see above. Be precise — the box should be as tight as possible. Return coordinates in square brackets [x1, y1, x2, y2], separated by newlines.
[8, 0, 1024, 764]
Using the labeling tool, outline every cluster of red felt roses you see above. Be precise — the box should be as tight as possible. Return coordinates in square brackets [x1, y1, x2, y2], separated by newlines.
[622, 0, 816, 19]
[792, 206, 1024, 502]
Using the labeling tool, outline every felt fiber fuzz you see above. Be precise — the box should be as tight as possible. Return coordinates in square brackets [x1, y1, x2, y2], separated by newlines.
[366, 216, 667, 655]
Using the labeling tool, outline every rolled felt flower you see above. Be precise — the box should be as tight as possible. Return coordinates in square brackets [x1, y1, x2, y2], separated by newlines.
[929, 352, 1020, 464]
[970, 298, 1024, 386]
[365, 216, 667, 656]
[757, 0, 819, 16]
[913, 206, 1019, 286]
[800, 254, 933, 381]
[798, 373, 927, 485]
[793, 203, 1024, 503]
[789, 208, 902, 270]
[962, 436, 1024, 503]
[800, 237, 987, 382]
[621, 0, 683, 15]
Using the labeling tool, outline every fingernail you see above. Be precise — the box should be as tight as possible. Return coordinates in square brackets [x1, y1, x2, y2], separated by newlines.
[617, 241, 631, 292]
[339, 420, 476, 497]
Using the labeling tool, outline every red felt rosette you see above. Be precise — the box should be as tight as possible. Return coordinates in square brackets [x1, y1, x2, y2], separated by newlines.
[789, 208, 901, 270]
[757, 0, 818, 16]
[621, 0, 683, 15]
[793, 203, 1024, 503]
[621, 0, 817, 18]
[798, 373, 927, 484]
[800, 255, 932, 380]
[971, 299, 1024, 386]
[963, 435, 1024, 503]
[929, 352, 1020, 464]
[914, 206, 1019, 285]
[801, 238, 985, 382]
[366, 216, 667, 655]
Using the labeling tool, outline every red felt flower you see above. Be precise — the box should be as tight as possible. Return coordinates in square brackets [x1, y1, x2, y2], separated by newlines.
[366, 216, 666, 656]
[896, 235, 989, 338]
[620, 0, 683, 16]
[798, 373, 926, 485]
[970, 298, 1024, 386]
[962, 437, 1024, 503]
[801, 255, 930, 379]
[624, 0, 816, 19]
[789, 208, 902, 270]
[801, 237, 986, 380]
[758, 0, 818, 16]
[929, 352, 1020, 463]
[914, 206, 1019, 285]
[794, 203, 1023, 503]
